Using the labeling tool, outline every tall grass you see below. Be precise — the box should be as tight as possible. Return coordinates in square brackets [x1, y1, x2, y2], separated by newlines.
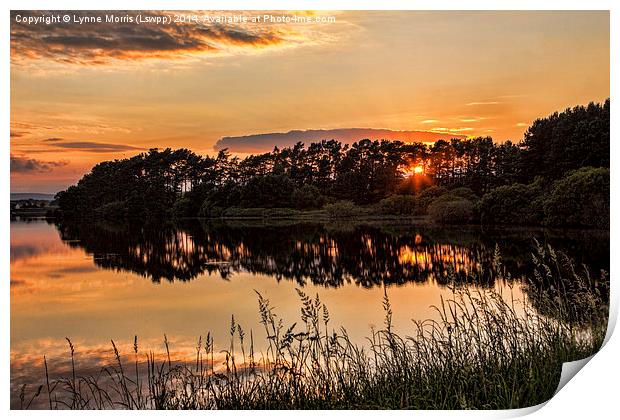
[17, 244, 608, 409]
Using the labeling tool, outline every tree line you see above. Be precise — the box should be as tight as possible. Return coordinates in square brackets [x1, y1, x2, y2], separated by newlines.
[54, 99, 609, 227]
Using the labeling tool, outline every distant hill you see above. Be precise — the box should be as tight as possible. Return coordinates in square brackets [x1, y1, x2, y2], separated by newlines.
[10, 193, 56, 201]
[214, 128, 467, 153]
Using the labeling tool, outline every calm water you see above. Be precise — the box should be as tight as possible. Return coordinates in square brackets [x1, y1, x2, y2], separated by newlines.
[10, 218, 609, 407]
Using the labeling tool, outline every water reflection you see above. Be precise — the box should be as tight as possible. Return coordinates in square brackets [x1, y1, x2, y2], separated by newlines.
[10, 219, 609, 409]
[54, 220, 609, 288]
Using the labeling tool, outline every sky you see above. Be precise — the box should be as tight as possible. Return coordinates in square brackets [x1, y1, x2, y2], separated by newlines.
[10, 10, 610, 194]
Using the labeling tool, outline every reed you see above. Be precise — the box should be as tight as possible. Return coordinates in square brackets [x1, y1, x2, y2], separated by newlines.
[18, 244, 608, 409]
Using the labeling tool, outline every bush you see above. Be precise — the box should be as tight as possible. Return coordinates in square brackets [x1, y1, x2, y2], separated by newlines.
[428, 199, 474, 224]
[415, 186, 447, 214]
[291, 185, 326, 210]
[446, 187, 478, 202]
[376, 194, 417, 215]
[323, 200, 358, 218]
[543, 167, 610, 228]
[479, 179, 544, 225]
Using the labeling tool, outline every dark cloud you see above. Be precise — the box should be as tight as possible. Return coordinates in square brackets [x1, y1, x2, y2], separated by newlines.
[195, 24, 282, 46]
[11, 10, 285, 65]
[19, 148, 70, 154]
[215, 128, 467, 153]
[10, 154, 68, 173]
[47, 266, 99, 279]
[50, 141, 142, 153]
[43, 137, 63, 142]
[11, 131, 28, 138]
[10, 279, 30, 287]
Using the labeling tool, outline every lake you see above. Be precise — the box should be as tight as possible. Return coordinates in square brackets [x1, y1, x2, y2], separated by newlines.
[10, 218, 609, 408]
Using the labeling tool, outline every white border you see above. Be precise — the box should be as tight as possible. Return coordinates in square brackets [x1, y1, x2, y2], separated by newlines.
[2, 1, 617, 419]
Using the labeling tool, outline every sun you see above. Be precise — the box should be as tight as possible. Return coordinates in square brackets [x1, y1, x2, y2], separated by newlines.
[403, 164, 425, 177]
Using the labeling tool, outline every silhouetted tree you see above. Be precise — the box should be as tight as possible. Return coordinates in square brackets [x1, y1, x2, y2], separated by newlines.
[55, 99, 609, 224]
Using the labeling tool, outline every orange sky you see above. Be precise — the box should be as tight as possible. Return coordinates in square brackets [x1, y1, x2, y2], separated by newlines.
[10, 10, 610, 193]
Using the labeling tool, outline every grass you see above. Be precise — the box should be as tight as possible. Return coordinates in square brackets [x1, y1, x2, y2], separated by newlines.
[16, 244, 608, 410]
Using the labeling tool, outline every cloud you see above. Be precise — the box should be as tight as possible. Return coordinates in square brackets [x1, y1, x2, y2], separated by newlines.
[46, 266, 99, 279]
[10, 131, 29, 138]
[194, 24, 283, 46]
[430, 127, 474, 133]
[465, 101, 502, 106]
[43, 137, 63, 142]
[10, 154, 68, 173]
[214, 128, 466, 153]
[10, 279, 30, 288]
[9, 10, 316, 66]
[17, 148, 70, 154]
[458, 117, 487, 122]
[49, 141, 142, 153]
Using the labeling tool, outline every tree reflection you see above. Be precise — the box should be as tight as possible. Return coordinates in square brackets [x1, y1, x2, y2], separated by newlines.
[54, 220, 609, 289]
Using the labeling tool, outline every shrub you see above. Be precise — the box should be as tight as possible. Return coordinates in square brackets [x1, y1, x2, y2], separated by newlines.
[479, 179, 545, 225]
[323, 200, 358, 218]
[446, 187, 478, 202]
[415, 186, 447, 214]
[291, 185, 326, 210]
[428, 199, 474, 224]
[543, 167, 610, 228]
[376, 194, 417, 215]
